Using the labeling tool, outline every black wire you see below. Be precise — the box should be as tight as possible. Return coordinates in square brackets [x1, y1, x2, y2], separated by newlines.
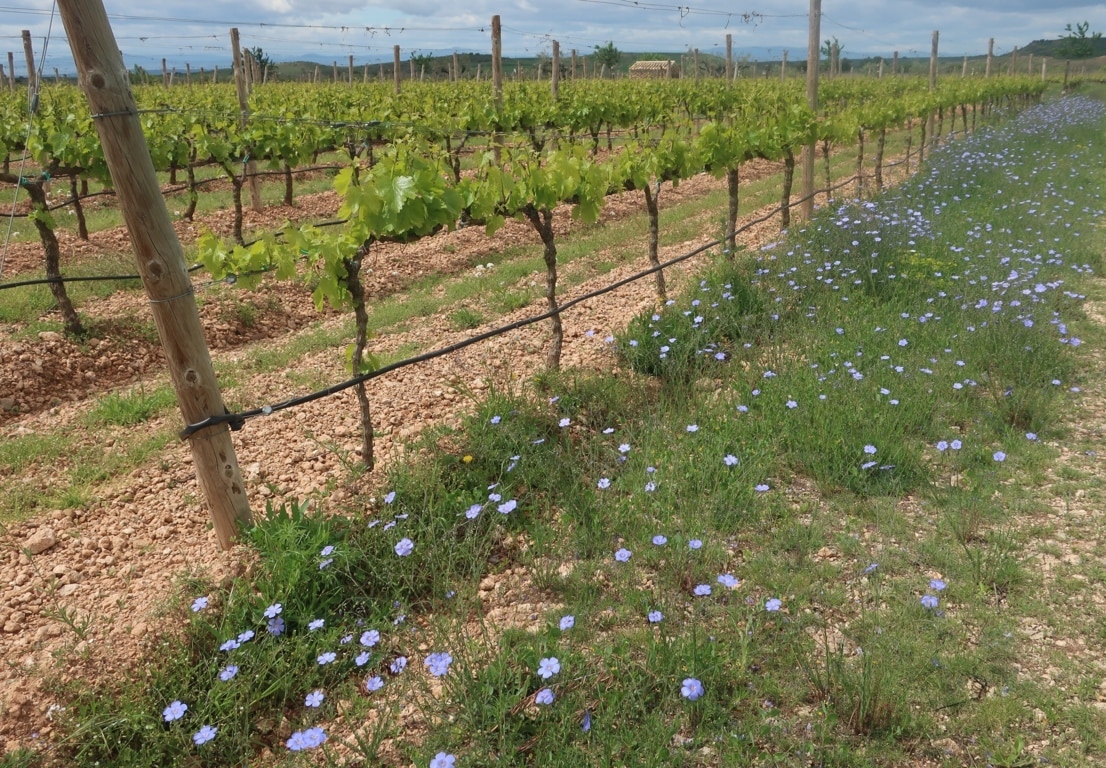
[179, 172, 861, 440]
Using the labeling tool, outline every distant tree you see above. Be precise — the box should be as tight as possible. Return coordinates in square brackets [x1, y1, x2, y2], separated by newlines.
[821, 37, 844, 74]
[593, 41, 621, 75]
[244, 46, 277, 78]
[1058, 21, 1102, 59]
[410, 51, 436, 76]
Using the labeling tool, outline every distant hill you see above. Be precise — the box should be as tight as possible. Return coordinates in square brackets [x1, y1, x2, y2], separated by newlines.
[1021, 37, 1106, 59]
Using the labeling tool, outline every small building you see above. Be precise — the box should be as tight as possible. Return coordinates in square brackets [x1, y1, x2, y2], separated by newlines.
[628, 60, 677, 79]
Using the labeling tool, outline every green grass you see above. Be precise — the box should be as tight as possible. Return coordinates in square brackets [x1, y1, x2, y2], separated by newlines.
[30, 94, 1106, 767]
[84, 385, 177, 426]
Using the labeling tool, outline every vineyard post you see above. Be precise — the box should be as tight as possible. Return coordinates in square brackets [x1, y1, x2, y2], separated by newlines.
[726, 34, 733, 80]
[492, 16, 503, 106]
[0, 65, 4, 87]
[799, 0, 821, 220]
[1009, 46, 1017, 76]
[7, 52, 14, 90]
[878, 57, 884, 78]
[452, 52, 459, 82]
[986, 39, 993, 77]
[393, 46, 401, 94]
[694, 48, 700, 83]
[781, 50, 788, 79]
[312, 64, 319, 83]
[929, 31, 939, 91]
[348, 55, 353, 85]
[1026, 54, 1032, 75]
[1041, 60, 1046, 81]
[892, 51, 898, 75]
[21, 30, 35, 106]
[962, 56, 968, 77]
[185, 62, 191, 86]
[57, 0, 252, 550]
[409, 58, 415, 80]
[492, 16, 504, 160]
[1063, 60, 1070, 90]
[583, 55, 588, 78]
[212, 65, 217, 84]
[571, 49, 577, 79]
[829, 42, 838, 78]
[161, 58, 168, 87]
[552, 41, 560, 99]
[333, 61, 339, 83]
[229, 28, 262, 213]
[363, 63, 368, 83]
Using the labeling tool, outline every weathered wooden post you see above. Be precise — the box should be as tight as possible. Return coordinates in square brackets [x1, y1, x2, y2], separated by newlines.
[229, 28, 262, 212]
[56, 0, 252, 550]
[800, 0, 821, 220]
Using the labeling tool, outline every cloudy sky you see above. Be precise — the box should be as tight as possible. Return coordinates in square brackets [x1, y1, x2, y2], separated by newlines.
[3, 0, 1105, 74]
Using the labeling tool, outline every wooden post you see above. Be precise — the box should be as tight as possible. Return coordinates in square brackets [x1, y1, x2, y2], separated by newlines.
[6, 52, 14, 90]
[583, 55, 588, 79]
[927, 31, 939, 149]
[332, 60, 338, 82]
[1009, 46, 1017, 75]
[212, 65, 218, 84]
[348, 55, 353, 85]
[492, 15, 503, 106]
[229, 28, 262, 213]
[21, 30, 36, 106]
[725, 34, 733, 80]
[393, 45, 401, 94]
[551, 40, 560, 99]
[185, 62, 191, 86]
[781, 50, 788, 79]
[492, 15, 503, 161]
[830, 41, 838, 77]
[452, 52, 459, 82]
[929, 31, 939, 91]
[878, 57, 884, 78]
[571, 49, 577, 79]
[1027, 53, 1032, 75]
[363, 63, 368, 83]
[409, 57, 415, 80]
[53, 67, 60, 83]
[891, 50, 898, 75]
[312, 64, 319, 83]
[57, 0, 252, 550]
[1041, 59, 1046, 81]
[986, 38, 993, 77]
[962, 55, 968, 77]
[800, 0, 821, 220]
[161, 58, 168, 87]
[1064, 60, 1071, 90]
[694, 48, 700, 83]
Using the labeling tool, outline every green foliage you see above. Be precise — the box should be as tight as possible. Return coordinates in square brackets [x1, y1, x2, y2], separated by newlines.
[593, 41, 622, 74]
[1059, 21, 1102, 59]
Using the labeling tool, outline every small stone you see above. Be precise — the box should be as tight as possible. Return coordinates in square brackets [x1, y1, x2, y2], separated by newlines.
[38, 331, 63, 342]
[57, 583, 80, 597]
[25, 528, 58, 555]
